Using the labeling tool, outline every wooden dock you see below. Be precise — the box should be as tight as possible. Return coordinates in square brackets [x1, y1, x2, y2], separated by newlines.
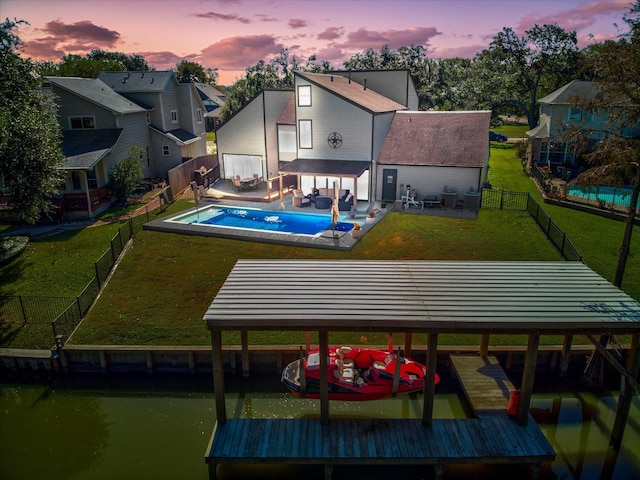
[450, 353, 516, 418]
[205, 416, 555, 479]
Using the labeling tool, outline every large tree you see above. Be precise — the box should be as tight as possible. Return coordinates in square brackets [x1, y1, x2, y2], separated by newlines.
[564, 1, 640, 288]
[0, 19, 64, 223]
[42, 49, 152, 78]
[481, 24, 580, 128]
[175, 60, 218, 85]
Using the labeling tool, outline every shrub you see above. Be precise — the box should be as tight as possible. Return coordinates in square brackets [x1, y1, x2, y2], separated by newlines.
[0, 235, 29, 265]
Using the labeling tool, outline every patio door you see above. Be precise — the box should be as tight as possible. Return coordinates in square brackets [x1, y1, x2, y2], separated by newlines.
[382, 169, 397, 202]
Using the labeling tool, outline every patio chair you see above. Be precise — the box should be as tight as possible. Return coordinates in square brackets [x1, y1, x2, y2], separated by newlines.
[292, 189, 311, 207]
[232, 176, 243, 191]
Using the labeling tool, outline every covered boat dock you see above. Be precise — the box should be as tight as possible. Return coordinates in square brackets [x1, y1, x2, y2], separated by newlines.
[203, 260, 640, 479]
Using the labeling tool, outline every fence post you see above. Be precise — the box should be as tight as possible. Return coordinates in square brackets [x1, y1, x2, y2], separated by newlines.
[500, 189, 504, 210]
[76, 296, 83, 318]
[129, 217, 134, 237]
[18, 295, 27, 324]
[51, 320, 57, 338]
[95, 262, 102, 288]
[561, 233, 567, 260]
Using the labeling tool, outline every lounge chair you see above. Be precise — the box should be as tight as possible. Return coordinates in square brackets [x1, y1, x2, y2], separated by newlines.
[292, 189, 311, 207]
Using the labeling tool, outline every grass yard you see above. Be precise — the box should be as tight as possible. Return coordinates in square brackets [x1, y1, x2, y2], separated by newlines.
[1, 144, 638, 349]
[71, 209, 560, 346]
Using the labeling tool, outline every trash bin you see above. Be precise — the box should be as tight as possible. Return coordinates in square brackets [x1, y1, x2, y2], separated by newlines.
[442, 191, 457, 208]
[507, 390, 520, 417]
[463, 192, 481, 211]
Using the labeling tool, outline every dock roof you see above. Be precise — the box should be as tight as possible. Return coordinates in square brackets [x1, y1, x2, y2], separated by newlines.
[204, 260, 640, 334]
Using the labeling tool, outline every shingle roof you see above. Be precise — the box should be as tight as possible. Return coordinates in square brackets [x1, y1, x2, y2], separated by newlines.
[378, 111, 491, 167]
[296, 72, 407, 113]
[60, 129, 122, 169]
[46, 77, 147, 114]
[537, 80, 599, 105]
[98, 71, 175, 93]
[277, 94, 296, 125]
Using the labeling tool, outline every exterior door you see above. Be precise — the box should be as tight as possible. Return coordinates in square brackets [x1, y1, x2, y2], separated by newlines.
[381, 169, 397, 202]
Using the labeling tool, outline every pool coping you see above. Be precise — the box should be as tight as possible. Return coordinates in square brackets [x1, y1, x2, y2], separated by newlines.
[143, 202, 383, 251]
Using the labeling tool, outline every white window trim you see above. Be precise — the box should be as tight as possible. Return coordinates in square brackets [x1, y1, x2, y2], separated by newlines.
[68, 115, 96, 129]
[299, 120, 312, 149]
[196, 108, 202, 124]
[171, 110, 178, 123]
[298, 85, 311, 107]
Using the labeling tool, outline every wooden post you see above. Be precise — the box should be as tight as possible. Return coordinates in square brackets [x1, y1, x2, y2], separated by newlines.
[279, 174, 285, 209]
[610, 334, 640, 449]
[319, 330, 329, 425]
[423, 333, 438, 427]
[299, 346, 307, 397]
[479, 334, 489, 358]
[560, 334, 573, 377]
[404, 333, 413, 359]
[392, 347, 402, 397]
[241, 330, 250, 377]
[517, 333, 540, 426]
[211, 329, 226, 425]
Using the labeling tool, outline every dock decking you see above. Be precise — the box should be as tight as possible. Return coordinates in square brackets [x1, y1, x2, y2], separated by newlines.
[205, 417, 555, 479]
[450, 353, 515, 418]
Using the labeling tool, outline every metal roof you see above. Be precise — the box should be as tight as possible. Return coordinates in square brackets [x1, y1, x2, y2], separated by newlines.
[204, 260, 640, 334]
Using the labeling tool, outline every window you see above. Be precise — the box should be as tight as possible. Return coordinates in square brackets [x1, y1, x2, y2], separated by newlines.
[196, 108, 202, 124]
[568, 107, 582, 121]
[171, 110, 178, 123]
[162, 145, 170, 156]
[146, 112, 150, 125]
[69, 116, 95, 129]
[87, 170, 97, 190]
[299, 120, 312, 148]
[298, 85, 311, 106]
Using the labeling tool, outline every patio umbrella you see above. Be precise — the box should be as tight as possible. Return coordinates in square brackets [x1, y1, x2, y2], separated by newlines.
[331, 181, 340, 237]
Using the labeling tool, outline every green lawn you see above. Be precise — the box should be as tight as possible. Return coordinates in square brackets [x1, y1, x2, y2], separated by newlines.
[1, 144, 638, 349]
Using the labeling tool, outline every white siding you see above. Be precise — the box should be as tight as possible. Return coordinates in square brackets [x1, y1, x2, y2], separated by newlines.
[296, 77, 373, 161]
[375, 165, 482, 201]
[339, 70, 417, 108]
[264, 91, 294, 178]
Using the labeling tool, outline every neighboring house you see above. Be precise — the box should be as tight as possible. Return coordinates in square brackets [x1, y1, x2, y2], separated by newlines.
[46, 71, 207, 219]
[46, 76, 150, 218]
[527, 79, 640, 171]
[195, 83, 226, 131]
[216, 69, 490, 205]
[377, 111, 491, 202]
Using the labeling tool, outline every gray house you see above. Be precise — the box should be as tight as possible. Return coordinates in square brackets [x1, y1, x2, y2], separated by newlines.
[46, 71, 207, 219]
[216, 69, 489, 205]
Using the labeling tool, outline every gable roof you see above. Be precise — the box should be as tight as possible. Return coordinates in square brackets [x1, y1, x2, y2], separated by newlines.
[378, 111, 491, 167]
[46, 77, 147, 115]
[98, 71, 175, 93]
[537, 80, 599, 105]
[296, 72, 407, 114]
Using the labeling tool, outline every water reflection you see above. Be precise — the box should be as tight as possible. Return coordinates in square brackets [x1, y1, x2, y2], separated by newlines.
[0, 374, 638, 480]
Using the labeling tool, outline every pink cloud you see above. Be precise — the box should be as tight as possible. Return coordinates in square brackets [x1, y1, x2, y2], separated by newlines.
[430, 44, 486, 59]
[517, 0, 630, 34]
[199, 34, 285, 70]
[339, 26, 441, 50]
[138, 51, 197, 70]
[318, 27, 344, 41]
[288, 18, 307, 29]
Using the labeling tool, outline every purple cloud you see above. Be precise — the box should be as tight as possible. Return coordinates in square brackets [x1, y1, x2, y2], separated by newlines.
[289, 18, 307, 29]
[199, 34, 285, 70]
[339, 26, 441, 50]
[318, 26, 344, 41]
[191, 12, 251, 24]
[39, 19, 120, 45]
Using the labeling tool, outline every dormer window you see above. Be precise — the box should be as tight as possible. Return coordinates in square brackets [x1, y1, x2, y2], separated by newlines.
[69, 116, 95, 129]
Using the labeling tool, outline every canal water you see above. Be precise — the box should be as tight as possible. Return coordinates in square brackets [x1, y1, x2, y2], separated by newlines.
[1, 373, 638, 480]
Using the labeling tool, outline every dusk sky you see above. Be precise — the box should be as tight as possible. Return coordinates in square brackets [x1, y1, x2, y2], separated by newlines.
[1, 0, 633, 84]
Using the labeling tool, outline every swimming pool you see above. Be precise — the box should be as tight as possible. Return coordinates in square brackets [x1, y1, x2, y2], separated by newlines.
[566, 185, 639, 209]
[167, 205, 354, 236]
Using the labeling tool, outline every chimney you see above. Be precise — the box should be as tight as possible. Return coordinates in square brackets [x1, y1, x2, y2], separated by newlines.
[330, 76, 333, 82]
[348, 70, 351, 84]
[364, 79, 367, 90]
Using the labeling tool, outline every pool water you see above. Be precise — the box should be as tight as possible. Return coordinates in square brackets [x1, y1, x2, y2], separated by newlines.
[169, 205, 354, 236]
[567, 185, 639, 209]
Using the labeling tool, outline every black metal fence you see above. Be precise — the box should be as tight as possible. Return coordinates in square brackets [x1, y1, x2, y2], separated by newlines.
[481, 188, 582, 262]
[1, 200, 168, 349]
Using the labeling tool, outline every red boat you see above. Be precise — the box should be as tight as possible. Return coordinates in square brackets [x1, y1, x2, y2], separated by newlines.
[281, 346, 439, 401]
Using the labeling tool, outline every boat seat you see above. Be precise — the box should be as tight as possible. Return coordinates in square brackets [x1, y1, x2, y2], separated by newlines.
[336, 347, 354, 368]
[341, 367, 355, 383]
[373, 360, 386, 370]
